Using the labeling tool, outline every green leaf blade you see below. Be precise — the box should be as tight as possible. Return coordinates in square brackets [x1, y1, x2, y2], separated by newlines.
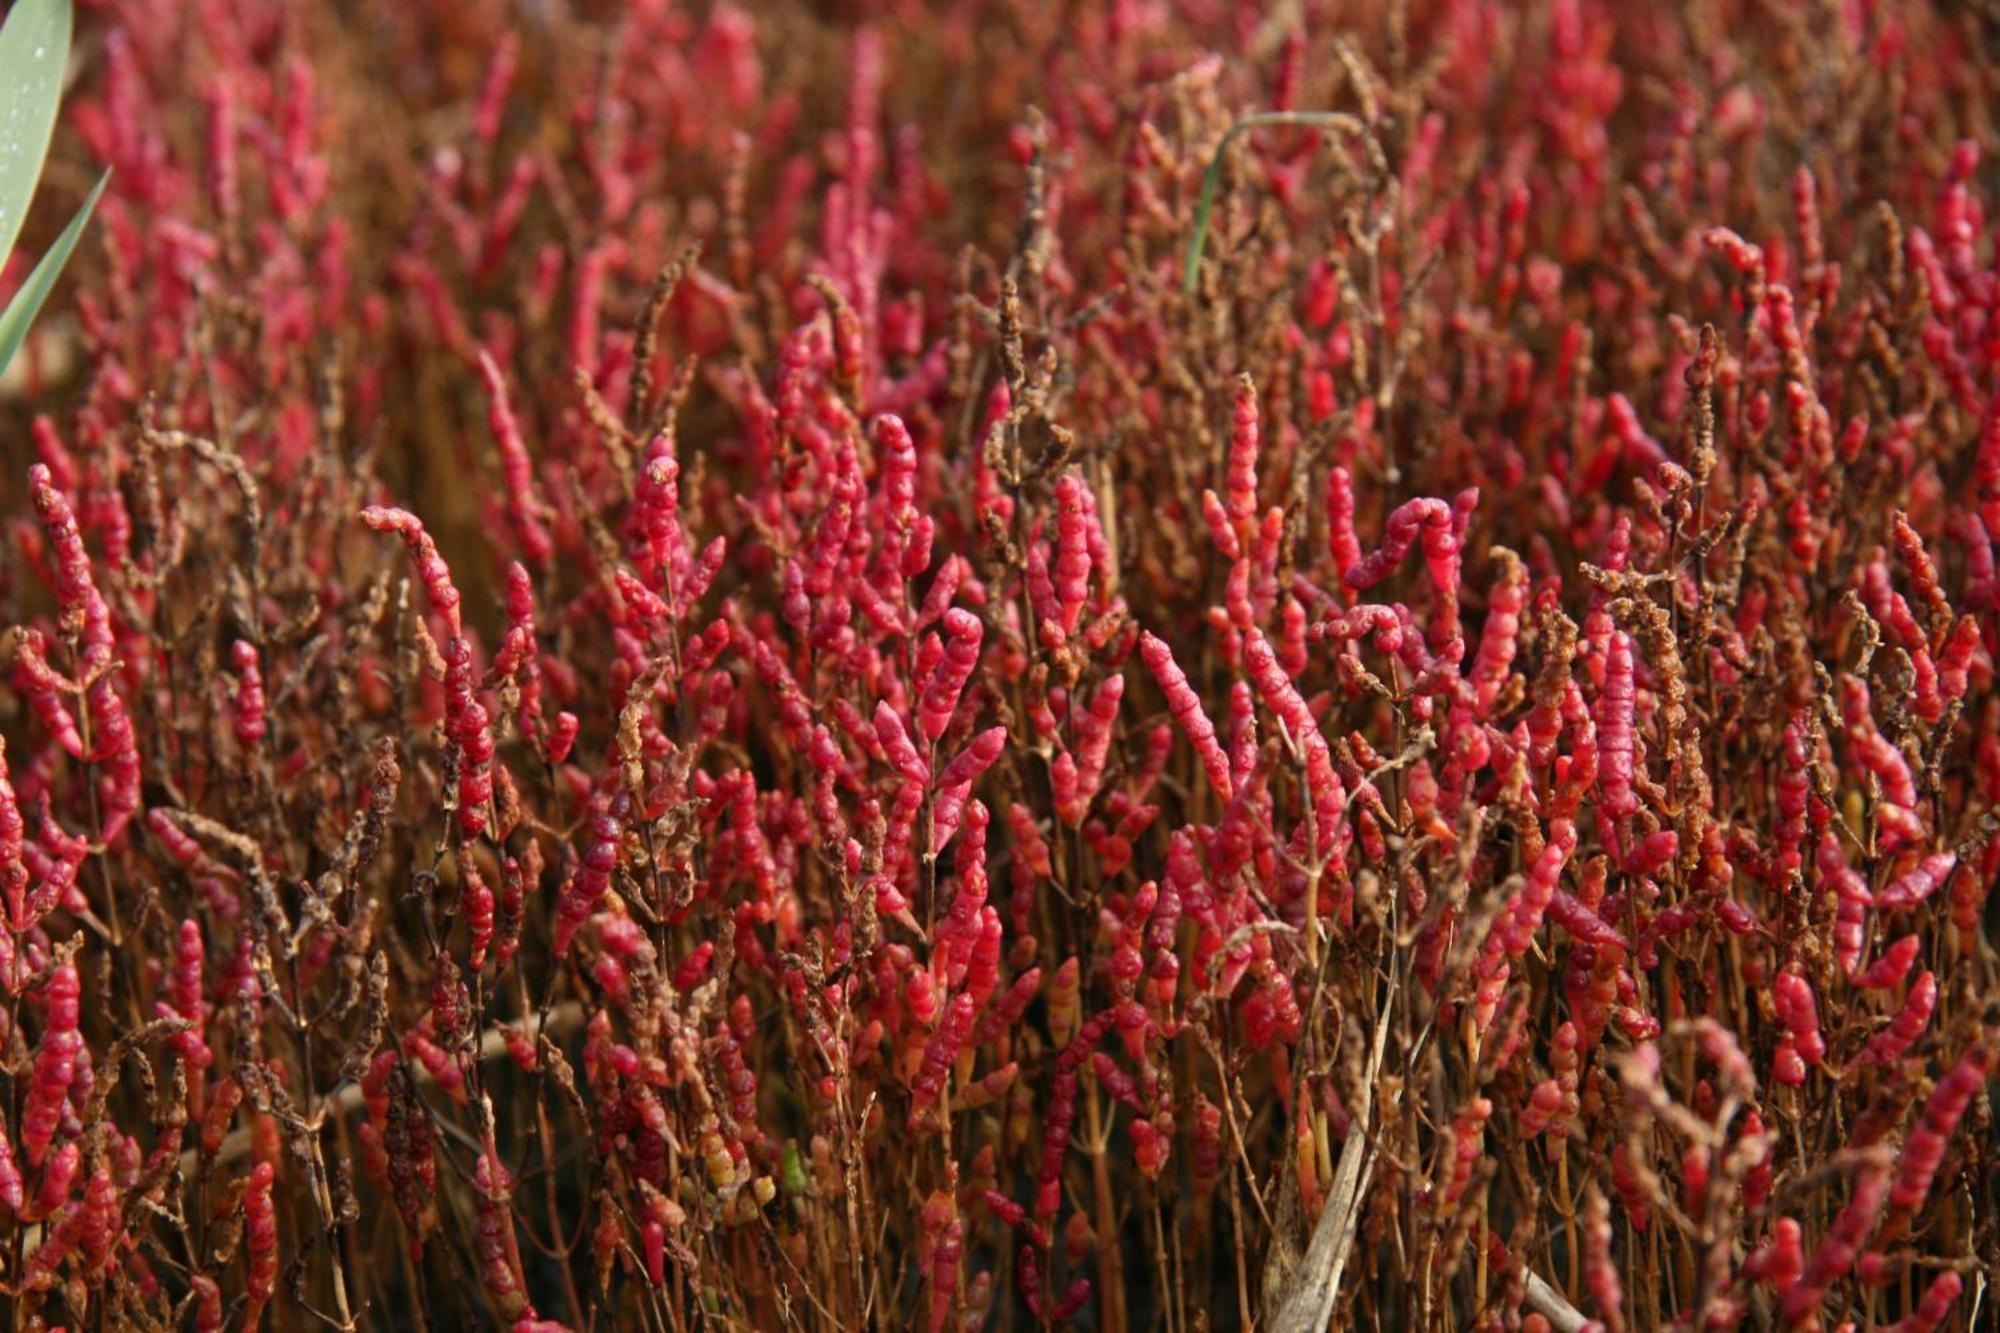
[0, 165, 105, 377]
[0, 0, 73, 270]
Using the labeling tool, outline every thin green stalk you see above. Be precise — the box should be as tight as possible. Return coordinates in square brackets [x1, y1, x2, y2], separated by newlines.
[1181, 111, 1364, 297]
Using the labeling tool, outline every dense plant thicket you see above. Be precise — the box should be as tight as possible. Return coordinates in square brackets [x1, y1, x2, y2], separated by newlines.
[0, 0, 1995, 1329]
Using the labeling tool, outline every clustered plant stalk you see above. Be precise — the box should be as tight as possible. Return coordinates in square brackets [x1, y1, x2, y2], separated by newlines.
[0, 1, 1992, 1330]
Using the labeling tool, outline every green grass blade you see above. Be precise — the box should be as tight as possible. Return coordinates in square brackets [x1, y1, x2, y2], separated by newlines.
[1181, 137, 1231, 299]
[0, 165, 105, 376]
[0, 0, 73, 270]
[1181, 111, 1363, 299]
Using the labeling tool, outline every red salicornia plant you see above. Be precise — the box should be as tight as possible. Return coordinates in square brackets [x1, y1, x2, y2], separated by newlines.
[0, 1, 1991, 1330]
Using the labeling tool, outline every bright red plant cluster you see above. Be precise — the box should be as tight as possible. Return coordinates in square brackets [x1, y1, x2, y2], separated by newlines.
[0, 1, 1992, 1330]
